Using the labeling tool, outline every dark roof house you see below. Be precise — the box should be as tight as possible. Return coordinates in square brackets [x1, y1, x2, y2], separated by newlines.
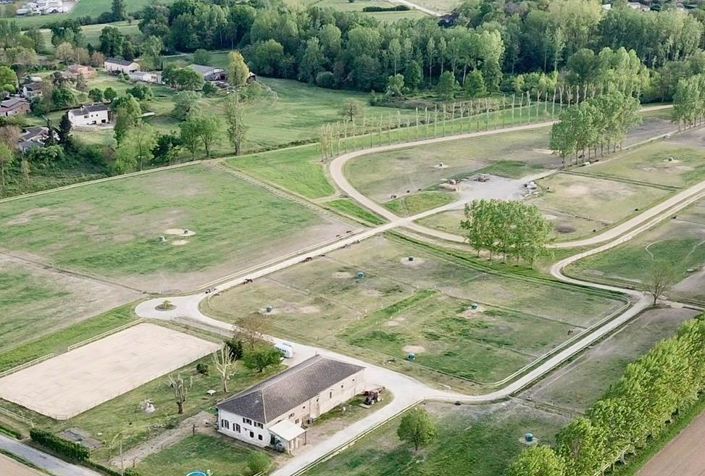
[217, 355, 364, 423]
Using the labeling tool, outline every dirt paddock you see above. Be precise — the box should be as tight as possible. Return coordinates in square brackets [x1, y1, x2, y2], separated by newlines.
[0, 323, 219, 420]
[639, 409, 705, 476]
[0, 454, 42, 476]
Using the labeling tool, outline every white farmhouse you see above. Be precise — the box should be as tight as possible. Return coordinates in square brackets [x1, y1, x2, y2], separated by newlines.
[217, 355, 365, 453]
[67, 104, 110, 127]
[104, 58, 140, 74]
[127, 71, 162, 84]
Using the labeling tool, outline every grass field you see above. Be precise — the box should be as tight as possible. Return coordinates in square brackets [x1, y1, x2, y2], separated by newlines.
[324, 198, 386, 225]
[204, 235, 624, 387]
[0, 164, 350, 291]
[0, 256, 138, 353]
[38, 21, 140, 52]
[304, 400, 569, 476]
[136, 434, 270, 476]
[14, 0, 176, 27]
[523, 307, 699, 412]
[345, 127, 556, 204]
[565, 197, 705, 303]
[385, 191, 456, 216]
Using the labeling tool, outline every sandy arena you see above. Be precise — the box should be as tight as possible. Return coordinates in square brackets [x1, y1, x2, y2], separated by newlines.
[0, 454, 42, 476]
[638, 409, 705, 476]
[0, 323, 220, 420]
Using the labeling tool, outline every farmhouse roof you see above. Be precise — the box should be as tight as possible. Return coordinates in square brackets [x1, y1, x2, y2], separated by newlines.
[21, 126, 48, 141]
[105, 57, 136, 66]
[217, 355, 364, 423]
[69, 103, 109, 115]
[24, 81, 42, 91]
[188, 64, 222, 75]
[1, 97, 29, 109]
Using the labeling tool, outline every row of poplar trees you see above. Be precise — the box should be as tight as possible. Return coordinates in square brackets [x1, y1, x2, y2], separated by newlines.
[549, 91, 642, 167]
[461, 199, 552, 265]
[673, 73, 705, 129]
[508, 316, 705, 476]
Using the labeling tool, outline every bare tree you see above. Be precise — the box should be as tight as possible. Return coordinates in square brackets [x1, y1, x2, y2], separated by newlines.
[643, 260, 678, 306]
[212, 346, 236, 393]
[236, 312, 270, 349]
[168, 373, 192, 414]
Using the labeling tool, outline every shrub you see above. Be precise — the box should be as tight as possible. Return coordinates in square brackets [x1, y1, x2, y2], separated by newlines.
[247, 452, 271, 475]
[30, 429, 90, 461]
[315, 71, 336, 89]
[0, 423, 22, 439]
[196, 362, 209, 375]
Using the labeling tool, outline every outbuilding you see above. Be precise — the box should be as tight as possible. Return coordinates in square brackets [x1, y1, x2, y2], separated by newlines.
[104, 58, 140, 74]
[67, 104, 110, 127]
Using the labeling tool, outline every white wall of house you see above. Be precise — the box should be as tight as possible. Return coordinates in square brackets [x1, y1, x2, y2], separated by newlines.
[68, 109, 109, 126]
[104, 62, 139, 74]
[217, 369, 365, 448]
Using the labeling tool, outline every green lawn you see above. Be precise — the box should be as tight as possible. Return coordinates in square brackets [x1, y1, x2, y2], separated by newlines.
[0, 305, 136, 374]
[385, 191, 456, 216]
[325, 198, 386, 225]
[204, 235, 624, 388]
[137, 434, 270, 476]
[304, 401, 568, 476]
[0, 164, 346, 290]
[14, 1, 176, 27]
[38, 22, 140, 52]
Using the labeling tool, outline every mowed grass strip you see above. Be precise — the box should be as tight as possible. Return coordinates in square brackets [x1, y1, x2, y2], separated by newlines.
[384, 191, 456, 216]
[0, 305, 135, 374]
[136, 434, 270, 476]
[325, 198, 386, 225]
[0, 164, 331, 278]
[303, 401, 569, 476]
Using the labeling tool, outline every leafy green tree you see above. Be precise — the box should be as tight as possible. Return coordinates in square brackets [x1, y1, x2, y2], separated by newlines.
[341, 100, 363, 122]
[140, 35, 163, 70]
[507, 446, 565, 476]
[179, 117, 202, 158]
[227, 51, 250, 88]
[643, 260, 678, 306]
[404, 61, 422, 92]
[58, 113, 72, 145]
[104, 87, 117, 103]
[465, 70, 486, 97]
[243, 346, 281, 373]
[299, 37, 325, 84]
[385, 74, 405, 97]
[556, 417, 606, 476]
[111, 0, 127, 21]
[98, 26, 124, 58]
[172, 91, 201, 120]
[112, 95, 142, 144]
[193, 48, 211, 65]
[224, 93, 247, 155]
[0, 65, 17, 93]
[397, 407, 437, 452]
[89, 88, 104, 103]
[0, 142, 15, 194]
[436, 71, 458, 100]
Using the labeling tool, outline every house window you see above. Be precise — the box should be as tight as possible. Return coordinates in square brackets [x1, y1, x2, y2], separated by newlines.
[329, 391, 332, 399]
[255, 422, 263, 429]
[249, 431, 254, 438]
[341, 384, 344, 389]
[289, 413, 295, 418]
[295, 419, 300, 424]
[220, 419, 230, 429]
[258, 434, 263, 441]
[236, 424, 241, 432]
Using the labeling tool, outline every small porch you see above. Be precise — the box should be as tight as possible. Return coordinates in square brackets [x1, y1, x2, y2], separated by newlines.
[269, 420, 307, 454]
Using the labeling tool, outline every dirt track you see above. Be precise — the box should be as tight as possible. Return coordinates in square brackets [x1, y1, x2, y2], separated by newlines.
[639, 410, 705, 476]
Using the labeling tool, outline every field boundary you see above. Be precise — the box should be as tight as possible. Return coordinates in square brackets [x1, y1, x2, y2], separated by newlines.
[0, 354, 56, 379]
[66, 318, 144, 351]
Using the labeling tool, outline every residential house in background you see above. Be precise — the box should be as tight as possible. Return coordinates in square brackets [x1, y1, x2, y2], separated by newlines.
[0, 97, 30, 117]
[128, 71, 162, 84]
[188, 64, 227, 81]
[217, 355, 365, 454]
[21, 82, 43, 100]
[104, 58, 140, 74]
[67, 104, 110, 127]
[18, 127, 53, 153]
[66, 64, 96, 79]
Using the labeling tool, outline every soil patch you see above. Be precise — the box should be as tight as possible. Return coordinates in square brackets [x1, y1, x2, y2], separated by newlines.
[165, 228, 196, 237]
[403, 345, 426, 353]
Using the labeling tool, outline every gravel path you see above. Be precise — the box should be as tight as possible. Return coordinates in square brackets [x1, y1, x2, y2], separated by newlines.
[0, 434, 100, 476]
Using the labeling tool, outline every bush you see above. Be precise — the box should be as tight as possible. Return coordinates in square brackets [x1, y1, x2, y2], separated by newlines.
[0, 423, 22, 439]
[30, 429, 90, 461]
[247, 452, 271, 475]
[315, 71, 336, 89]
[226, 338, 244, 361]
[196, 362, 209, 375]
[362, 5, 409, 11]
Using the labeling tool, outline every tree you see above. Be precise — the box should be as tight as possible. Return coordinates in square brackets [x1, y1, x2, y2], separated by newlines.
[226, 338, 244, 361]
[140, 35, 163, 71]
[0, 125, 21, 149]
[55, 42, 75, 64]
[507, 446, 565, 476]
[436, 71, 458, 100]
[111, 0, 127, 21]
[212, 346, 236, 393]
[236, 313, 270, 349]
[243, 345, 281, 373]
[0, 142, 15, 194]
[643, 260, 678, 306]
[228, 51, 250, 88]
[385, 74, 405, 97]
[179, 117, 202, 158]
[152, 132, 181, 165]
[397, 407, 437, 452]
[172, 91, 201, 120]
[98, 26, 124, 58]
[465, 70, 486, 97]
[0, 65, 17, 93]
[167, 374, 192, 415]
[89, 88, 104, 103]
[341, 100, 363, 122]
[112, 95, 142, 144]
[104, 87, 117, 102]
[556, 417, 606, 476]
[187, 115, 220, 157]
[193, 48, 211, 65]
[75, 73, 87, 92]
[224, 93, 247, 155]
[58, 113, 72, 145]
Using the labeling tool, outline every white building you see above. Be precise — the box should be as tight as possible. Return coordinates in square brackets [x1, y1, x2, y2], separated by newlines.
[104, 58, 140, 74]
[127, 71, 162, 84]
[217, 355, 365, 453]
[188, 64, 226, 81]
[21, 81, 43, 100]
[67, 104, 110, 127]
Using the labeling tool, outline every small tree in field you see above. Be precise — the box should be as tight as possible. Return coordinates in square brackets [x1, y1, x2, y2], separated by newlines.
[643, 260, 678, 306]
[212, 346, 236, 393]
[168, 373, 192, 414]
[397, 407, 437, 452]
[341, 99, 363, 122]
[243, 346, 281, 373]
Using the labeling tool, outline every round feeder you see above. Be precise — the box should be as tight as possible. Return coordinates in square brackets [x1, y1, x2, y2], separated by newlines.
[407, 353, 416, 361]
[265, 305, 273, 314]
[408, 256, 414, 262]
[356, 271, 366, 279]
[470, 303, 479, 311]
[524, 432, 534, 443]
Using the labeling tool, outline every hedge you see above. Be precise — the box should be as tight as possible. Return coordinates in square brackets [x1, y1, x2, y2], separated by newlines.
[29, 429, 89, 462]
[362, 5, 410, 11]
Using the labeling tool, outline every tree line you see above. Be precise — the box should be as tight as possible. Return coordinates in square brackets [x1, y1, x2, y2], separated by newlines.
[550, 91, 642, 166]
[461, 199, 552, 264]
[508, 315, 705, 476]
